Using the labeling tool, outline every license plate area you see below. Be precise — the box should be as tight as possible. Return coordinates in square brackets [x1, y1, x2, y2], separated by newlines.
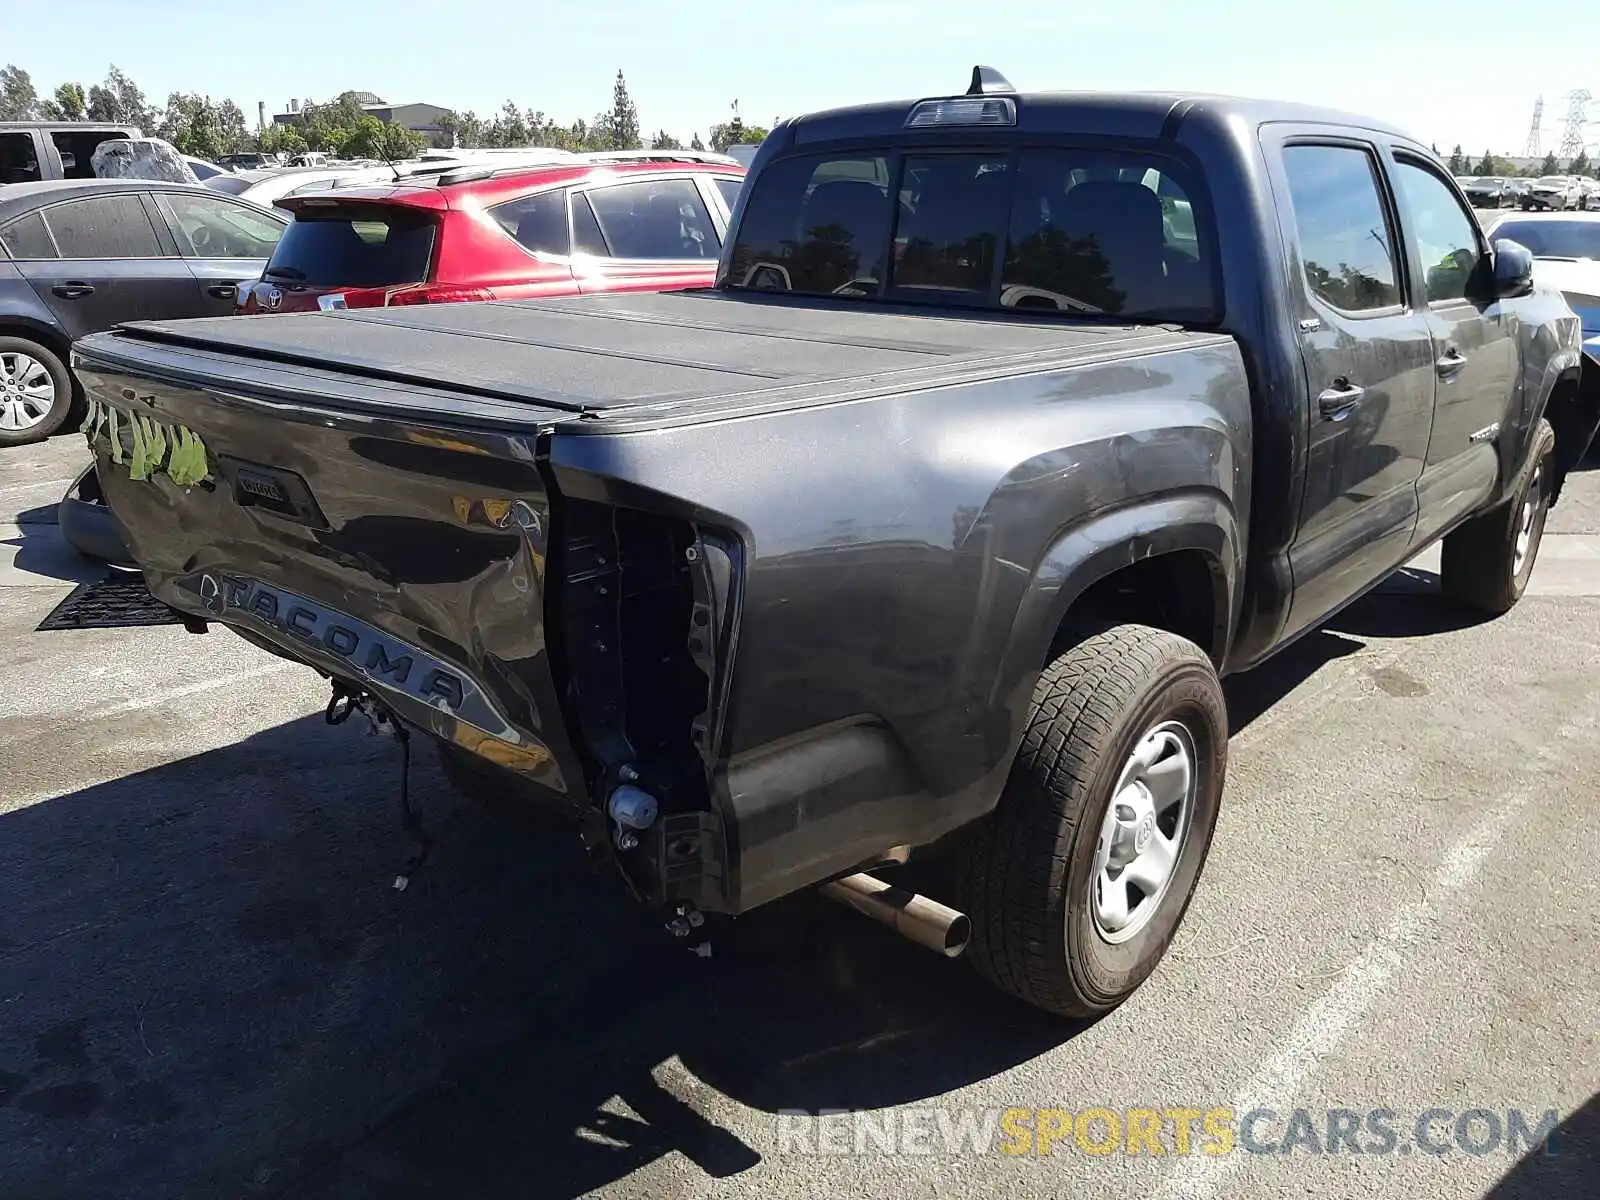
[216, 456, 328, 528]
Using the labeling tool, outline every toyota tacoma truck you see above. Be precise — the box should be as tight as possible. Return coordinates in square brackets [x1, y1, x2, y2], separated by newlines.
[72, 69, 1593, 1017]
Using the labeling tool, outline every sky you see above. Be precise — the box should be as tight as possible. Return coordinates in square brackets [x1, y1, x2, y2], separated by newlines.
[6, 0, 1594, 157]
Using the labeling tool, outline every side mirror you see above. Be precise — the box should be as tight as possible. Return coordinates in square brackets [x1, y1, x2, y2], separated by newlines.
[1492, 239, 1535, 299]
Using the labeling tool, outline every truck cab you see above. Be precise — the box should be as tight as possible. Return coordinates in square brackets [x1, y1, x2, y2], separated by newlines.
[0, 122, 141, 186]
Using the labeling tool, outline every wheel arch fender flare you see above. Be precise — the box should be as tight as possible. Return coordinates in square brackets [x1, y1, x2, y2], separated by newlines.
[1516, 348, 1590, 505]
[992, 490, 1242, 715]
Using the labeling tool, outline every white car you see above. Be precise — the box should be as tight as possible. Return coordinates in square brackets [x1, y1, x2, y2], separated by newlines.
[1491, 211, 1600, 354]
[1521, 176, 1586, 211]
[204, 165, 398, 210]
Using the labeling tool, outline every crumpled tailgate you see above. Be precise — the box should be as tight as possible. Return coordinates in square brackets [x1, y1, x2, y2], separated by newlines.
[71, 332, 586, 801]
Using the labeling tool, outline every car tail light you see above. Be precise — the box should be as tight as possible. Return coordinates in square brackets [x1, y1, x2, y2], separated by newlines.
[386, 285, 494, 306]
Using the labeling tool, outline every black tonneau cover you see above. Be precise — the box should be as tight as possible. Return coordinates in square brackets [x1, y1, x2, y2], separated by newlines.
[110, 291, 1215, 423]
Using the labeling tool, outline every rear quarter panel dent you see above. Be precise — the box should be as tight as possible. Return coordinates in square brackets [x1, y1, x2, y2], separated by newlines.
[549, 337, 1252, 816]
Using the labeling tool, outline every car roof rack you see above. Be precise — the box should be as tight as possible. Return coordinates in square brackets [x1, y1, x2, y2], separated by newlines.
[574, 150, 743, 166]
[434, 148, 743, 187]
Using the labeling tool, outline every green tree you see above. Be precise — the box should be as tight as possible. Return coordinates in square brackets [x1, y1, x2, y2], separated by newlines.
[300, 91, 370, 152]
[650, 129, 682, 150]
[1474, 151, 1495, 175]
[1541, 151, 1559, 175]
[257, 123, 307, 156]
[599, 70, 641, 150]
[488, 99, 530, 147]
[709, 102, 768, 152]
[337, 114, 423, 160]
[85, 65, 155, 129]
[438, 109, 487, 149]
[689, 132, 705, 151]
[159, 92, 227, 159]
[1570, 149, 1592, 178]
[40, 81, 87, 121]
[1448, 144, 1463, 173]
[0, 64, 39, 120]
[216, 99, 250, 154]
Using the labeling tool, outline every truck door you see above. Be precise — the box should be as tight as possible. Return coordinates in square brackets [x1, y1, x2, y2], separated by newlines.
[1385, 153, 1518, 548]
[1269, 138, 1437, 640]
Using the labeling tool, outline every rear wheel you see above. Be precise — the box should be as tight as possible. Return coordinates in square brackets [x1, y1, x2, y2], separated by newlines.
[0, 337, 72, 447]
[1440, 418, 1555, 615]
[955, 624, 1227, 1017]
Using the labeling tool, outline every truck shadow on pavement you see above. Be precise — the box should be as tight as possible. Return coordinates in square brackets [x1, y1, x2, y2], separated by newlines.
[0, 585, 1470, 1198]
[1484, 1091, 1599, 1200]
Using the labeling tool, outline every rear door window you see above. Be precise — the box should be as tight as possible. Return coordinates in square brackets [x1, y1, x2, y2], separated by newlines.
[0, 211, 57, 259]
[43, 195, 163, 258]
[264, 207, 437, 286]
[490, 189, 571, 256]
[572, 194, 609, 255]
[1280, 145, 1402, 313]
[158, 192, 284, 258]
[51, 131, 131, 179]
[713, 176, 743, 211]
[581, 178, 717, 259]
[0, 132, 43, 185]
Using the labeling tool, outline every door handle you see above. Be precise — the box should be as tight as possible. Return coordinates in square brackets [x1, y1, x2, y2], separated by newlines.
[1318, 379, 1366, 420]
[50, 282, 95, 299]
[207, 284, 238, 299]
[1436, 346, 1468, 378]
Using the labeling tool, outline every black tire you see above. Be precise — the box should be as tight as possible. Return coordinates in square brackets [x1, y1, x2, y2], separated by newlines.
[0, 335, 73, 447]
[955, 624, 1228, 1018]
[1440, 418, 1555, 616]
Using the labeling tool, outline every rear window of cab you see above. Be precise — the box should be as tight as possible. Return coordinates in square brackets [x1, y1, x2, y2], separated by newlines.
[726, 148, 1218, 323]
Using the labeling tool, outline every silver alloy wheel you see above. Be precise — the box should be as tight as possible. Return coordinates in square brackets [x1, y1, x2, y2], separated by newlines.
[0, 351, 56, 432]
[1513, 461, 1544, 576]
[1090, 719, 1197, 944]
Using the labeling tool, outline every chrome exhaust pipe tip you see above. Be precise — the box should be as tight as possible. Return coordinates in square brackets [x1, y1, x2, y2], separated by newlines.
[820, 872, 971, 958]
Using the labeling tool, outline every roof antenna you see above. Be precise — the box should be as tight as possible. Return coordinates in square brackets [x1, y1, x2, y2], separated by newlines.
[375, 138, 403, 182]
[967, 65, 1015, 96]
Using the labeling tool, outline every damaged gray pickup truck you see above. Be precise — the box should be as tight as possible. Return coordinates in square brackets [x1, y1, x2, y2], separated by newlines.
[74, 69, 1593, 1017]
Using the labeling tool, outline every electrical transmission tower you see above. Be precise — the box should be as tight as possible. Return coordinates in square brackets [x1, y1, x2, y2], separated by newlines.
[1558, 90, 1592, 160]
[1523, 97, 1544, 157]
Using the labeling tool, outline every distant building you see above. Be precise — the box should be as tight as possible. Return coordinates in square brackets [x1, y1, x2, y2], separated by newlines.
[270, 97, 454, 147]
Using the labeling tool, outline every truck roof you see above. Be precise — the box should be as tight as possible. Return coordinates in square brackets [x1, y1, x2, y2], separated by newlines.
[0, 120, 140, 132]
[786, 89, 1419, 148]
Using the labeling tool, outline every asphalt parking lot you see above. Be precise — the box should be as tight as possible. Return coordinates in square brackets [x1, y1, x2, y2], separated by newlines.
[2, 434, 1598, 1200]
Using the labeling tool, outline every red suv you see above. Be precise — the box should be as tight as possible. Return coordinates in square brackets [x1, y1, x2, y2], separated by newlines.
[237, 151, 747, 314]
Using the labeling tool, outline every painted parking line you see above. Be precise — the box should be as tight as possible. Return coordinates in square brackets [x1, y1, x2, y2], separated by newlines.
[1151, 713, 1591, 1199]
[77, 659, 302, 723]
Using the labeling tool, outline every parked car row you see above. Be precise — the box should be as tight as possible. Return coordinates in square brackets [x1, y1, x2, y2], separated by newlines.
[2, 146, 749, 562]
[1454, 174, 1597, 211]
